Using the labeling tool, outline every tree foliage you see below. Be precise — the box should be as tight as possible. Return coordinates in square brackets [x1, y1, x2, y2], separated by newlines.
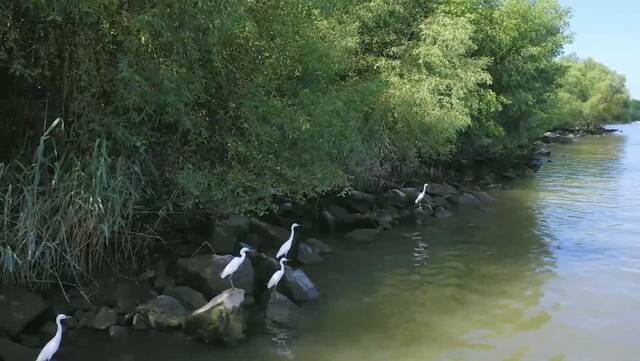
[546, 57, 631, 129]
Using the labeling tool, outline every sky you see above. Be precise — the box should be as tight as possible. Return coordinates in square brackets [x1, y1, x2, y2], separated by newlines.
[559, 0, 640, 98]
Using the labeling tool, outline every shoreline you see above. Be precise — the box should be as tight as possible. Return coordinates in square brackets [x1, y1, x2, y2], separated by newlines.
[0, 126, 617, 360]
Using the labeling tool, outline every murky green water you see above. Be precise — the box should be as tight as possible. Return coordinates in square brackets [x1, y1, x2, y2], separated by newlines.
[66, 123, 640, 361]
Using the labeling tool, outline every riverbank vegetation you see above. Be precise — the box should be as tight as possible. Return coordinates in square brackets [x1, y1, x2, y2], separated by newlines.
[0, 0, 636, 286]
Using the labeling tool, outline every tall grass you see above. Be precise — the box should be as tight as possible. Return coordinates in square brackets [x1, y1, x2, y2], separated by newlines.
[0, 119, 153, 288]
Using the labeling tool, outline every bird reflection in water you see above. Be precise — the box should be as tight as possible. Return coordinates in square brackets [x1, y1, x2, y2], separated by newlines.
[266, 319, 297, 360]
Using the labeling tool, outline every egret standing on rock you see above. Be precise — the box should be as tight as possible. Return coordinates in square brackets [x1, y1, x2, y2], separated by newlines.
[415, 183, 429, 209]
[36, 314, 72, 361]
[220, 247, 251, 288]
[267, 258, 289, 289]
[276, 223, 301, 258]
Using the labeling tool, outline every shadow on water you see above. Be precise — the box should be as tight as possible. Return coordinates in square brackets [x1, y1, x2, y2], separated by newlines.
[62, 124, 640, 361]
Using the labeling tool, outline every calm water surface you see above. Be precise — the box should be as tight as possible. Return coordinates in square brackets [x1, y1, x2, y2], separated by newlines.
[66, 123, 640, 361]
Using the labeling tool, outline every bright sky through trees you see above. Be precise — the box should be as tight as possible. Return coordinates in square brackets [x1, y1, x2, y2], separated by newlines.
[560, 0, 640, 98]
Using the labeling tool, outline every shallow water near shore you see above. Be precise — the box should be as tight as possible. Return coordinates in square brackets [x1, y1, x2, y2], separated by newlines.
[63, 123, 640, 361]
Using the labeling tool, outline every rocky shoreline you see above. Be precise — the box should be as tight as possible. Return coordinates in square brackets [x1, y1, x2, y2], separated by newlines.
[0, 126, 616, 361]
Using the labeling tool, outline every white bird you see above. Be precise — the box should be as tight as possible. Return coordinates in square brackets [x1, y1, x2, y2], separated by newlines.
[267, 258, 289, 289]
[415, 183, 429, 209]
[36, 314, 72, 361]
[276, 223, 301, 259]
[220, 247, 251, 288]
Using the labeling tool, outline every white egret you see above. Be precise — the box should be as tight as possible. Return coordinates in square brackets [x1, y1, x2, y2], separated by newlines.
[267, 258, 289, 289]
[414, 183, 428, 209]
[220, 247, 251, 288]
[276, 223, 301, 259]
[36, 314, 72, 361]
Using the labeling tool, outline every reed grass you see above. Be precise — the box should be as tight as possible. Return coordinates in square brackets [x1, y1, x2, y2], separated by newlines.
[0, 119, 154, 289]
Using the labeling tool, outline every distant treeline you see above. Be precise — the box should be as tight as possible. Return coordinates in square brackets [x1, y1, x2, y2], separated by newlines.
[0, 0, 636, 284]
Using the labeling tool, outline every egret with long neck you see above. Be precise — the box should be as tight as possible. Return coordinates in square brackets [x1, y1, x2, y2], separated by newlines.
[220, 247, 251, 288]
[36, 314, 71, 361]
[415, 183, 428, 209]
[268, 258, 289, 289]
[276, 223, 300, 258]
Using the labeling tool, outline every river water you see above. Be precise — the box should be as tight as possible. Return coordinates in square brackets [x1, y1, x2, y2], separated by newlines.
[66, 123, 640, 361]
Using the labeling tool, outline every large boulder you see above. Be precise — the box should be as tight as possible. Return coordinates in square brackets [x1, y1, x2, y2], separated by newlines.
[0, 286, 47, 337]
[282, 268, 320, 302]
[115, 281, 153, 314]
[164, 286, 207, 311]
[318, 210, 336, 232]
[470, 190, 496, 203]
[303, 238, 333, 254]
[266, 291, 301, 326]
[0, 337, 36, 361]
[326, 205, 378, 230]
[249, 218, 289, 247]
[346, 228, 381, 243]
[342, 190, 375, 214]
[297, 242, 323, 264]
[93, 306, 118, 330]
[184, 288, 247, 346]
[456, 192, 481, 207]
[380, 189, 409, 208]
[135, 295, 188, 330]
[210, 226, 237, 255]
[221, 215, 250, 237]
[177, 254, 254, 298]
[426, 183, 458, 197]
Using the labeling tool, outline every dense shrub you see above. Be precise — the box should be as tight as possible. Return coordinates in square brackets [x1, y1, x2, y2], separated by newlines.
[0, 0, 634, 285]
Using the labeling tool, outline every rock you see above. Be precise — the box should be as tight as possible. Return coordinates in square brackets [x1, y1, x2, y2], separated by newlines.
[342, 190, 375, 214]
[385, 189, 409, 208]
[132, 313, 148, 330]
[276, 202, 294, 216]
[136, 295, 188, 330]
[177, 254, 254, 298]
[326, 205, 352, 226]
[435, 207, 453, 218]
[0, 286, 48, 337]
[543, 131, 573, 144]
[108, 325, 129, 338]
[249, 218, 289, 246]
[376, 210, 395, 229]
[456, 192, 481, 206]
[346, 228, 381, 243]
[248, 252, 280, 291]
[93, 306, 118, 330]
[210, 226, 237, 254]
[326, 205, 378, 230]
[266, 291, 301, 326]
[400, 187, 420, 201]
[304, 238, 333, 254]
[0, 337, 36, 361]
[222, 215, 250, 237]
[116, 281, 153, 314]
[245, 232, 265, 250]
[471, 190, 496, 202]
[282, 268, 320, 302]
[426, 183, 458, 197]
[164, 286, 207, 311]
[153, 259, 176, 290]
[297, 242, 323, 264]
[432, 196, 450, 208]
[184, 288, 247, 346]
[75, 310, 95, 328]
[318, 210, 336, 232]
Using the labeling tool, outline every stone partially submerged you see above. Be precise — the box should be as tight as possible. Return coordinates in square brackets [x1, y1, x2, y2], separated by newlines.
[266, 291, 301, 326]
[184, 288, 247, 346]
[282, 268, 320, 302]
[177, 254, 254, 298]
[0, 286, 47, 337]
[135, 295, 188, 330]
